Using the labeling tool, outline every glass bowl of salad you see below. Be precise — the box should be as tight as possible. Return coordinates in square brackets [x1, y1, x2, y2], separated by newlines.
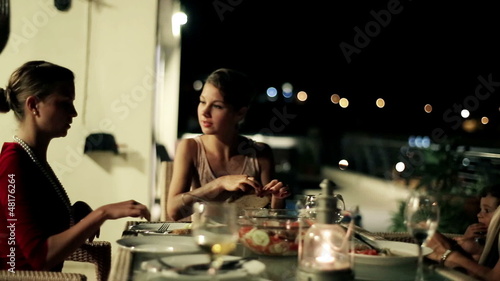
[238, 208, 309, 256]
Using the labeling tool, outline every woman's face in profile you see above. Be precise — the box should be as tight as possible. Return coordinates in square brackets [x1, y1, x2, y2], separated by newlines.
[36, 81, 77, 138]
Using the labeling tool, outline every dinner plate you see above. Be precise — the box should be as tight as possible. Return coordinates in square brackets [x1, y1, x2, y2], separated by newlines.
[116, 235, 201, 253]
[141, 254, 266, 280]
[354, 240, 432, 266]
[353, 240, 433, 280]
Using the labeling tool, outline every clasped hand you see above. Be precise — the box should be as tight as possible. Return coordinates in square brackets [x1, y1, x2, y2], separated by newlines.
[462, 223, 487, 239]
[219, 175, 291, 199]
[454, 223, 486, 259]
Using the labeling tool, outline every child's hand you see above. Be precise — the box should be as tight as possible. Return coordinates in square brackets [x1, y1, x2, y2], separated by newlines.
[462, 223, 487, 239]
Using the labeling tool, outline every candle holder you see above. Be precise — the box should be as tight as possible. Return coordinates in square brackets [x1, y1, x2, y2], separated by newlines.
[297, 179, 354, 281]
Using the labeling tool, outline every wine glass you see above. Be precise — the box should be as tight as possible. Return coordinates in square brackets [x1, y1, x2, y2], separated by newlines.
[405, 191, 440, 281]
[191, 201, 239, 280]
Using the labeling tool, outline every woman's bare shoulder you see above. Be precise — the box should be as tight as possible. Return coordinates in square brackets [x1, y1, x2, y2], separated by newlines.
[237, 136, 272, 157]
[175, 137, 199, 157]
[253, 140, 271, 149]
[177, 137, 198, 147]
[253, 141, 272, 156]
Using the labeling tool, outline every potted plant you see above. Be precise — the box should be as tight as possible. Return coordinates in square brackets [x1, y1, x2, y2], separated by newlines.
[390, 140, 488, 234]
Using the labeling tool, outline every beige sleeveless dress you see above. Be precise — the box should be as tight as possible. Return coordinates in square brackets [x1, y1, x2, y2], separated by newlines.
[192, 136, 270, 209]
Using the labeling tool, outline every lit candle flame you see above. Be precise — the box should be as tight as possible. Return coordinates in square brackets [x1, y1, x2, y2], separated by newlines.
[315, 243, 335, 264]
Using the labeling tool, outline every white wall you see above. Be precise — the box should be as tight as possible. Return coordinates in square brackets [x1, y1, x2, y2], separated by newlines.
[155, 0, 181, 159]
[320, 167, 410, 232]
[0, 0, 159, 257]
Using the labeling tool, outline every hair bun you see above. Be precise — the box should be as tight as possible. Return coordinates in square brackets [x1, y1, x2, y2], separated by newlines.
[0, 87, 11, 113]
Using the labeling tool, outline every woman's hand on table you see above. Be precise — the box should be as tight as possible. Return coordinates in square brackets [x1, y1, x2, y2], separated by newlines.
[209, 175, 291, 201]
[426, 232, 455, 263]
[455, 236, 483, 261]
[215, 175, 261, 194]
[96, 200, 151, 221]
[262, 179, 291, 199]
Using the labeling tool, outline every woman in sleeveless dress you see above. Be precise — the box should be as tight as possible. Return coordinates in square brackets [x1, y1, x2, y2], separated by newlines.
[167, 68, 290, 221]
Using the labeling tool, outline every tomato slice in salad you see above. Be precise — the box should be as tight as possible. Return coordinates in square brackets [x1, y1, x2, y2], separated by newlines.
[353, 249, 379, 255]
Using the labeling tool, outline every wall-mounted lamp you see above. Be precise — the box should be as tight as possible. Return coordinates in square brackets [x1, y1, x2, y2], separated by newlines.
[84, 133, 119, 155]
[155, 144, 171, 162]
[54, 0, 71, 11]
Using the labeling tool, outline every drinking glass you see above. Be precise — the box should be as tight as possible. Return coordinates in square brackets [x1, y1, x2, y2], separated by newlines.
[405, 191, 440, 281]
[191, 201, 239, 280]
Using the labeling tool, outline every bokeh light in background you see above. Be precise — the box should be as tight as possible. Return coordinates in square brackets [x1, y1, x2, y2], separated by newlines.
[338, 159, 349, 170]
[193, 80, 203, 91]
[424, 104, 432, 113]
[395, 162, 405, 173]
[283, 92, 293, 99]
[282, 82, 293, 99]
[339, 98, 349, 108]
[481, 117, 489, 125]
[376, 98, 385, 108]
[282, 82, 293, 94]
[462, 119, 479, 133]
[421, 136, 431, 148]
[266, 87, 278, 102]
[408, 135, 431, 148]
[330, 94, 340, 104]
[297, 91, 307, 102]
[461, 109, 470, 118]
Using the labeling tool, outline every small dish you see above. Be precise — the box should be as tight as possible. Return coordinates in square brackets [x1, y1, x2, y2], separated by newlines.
[116, 235, 201, 253]
[141, 254, 266, 280]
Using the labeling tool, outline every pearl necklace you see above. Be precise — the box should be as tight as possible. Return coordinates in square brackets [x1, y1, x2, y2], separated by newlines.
[13, 135, 74, 225]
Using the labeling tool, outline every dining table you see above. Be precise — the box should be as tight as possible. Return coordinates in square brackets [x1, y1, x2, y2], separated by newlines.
[108, 221, 481, 281]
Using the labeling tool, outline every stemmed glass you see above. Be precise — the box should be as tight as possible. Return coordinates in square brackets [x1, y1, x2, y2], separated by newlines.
[405, 191, 440, 281]
[191, 201, 239, 280]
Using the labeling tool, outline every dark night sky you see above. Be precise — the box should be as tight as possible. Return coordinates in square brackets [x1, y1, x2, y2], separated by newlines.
[177, 1, 500, 145]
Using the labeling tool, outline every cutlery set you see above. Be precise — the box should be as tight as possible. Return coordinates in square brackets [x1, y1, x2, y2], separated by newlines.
[124, 222, 183, 236]
[156, 223, 170, 233]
